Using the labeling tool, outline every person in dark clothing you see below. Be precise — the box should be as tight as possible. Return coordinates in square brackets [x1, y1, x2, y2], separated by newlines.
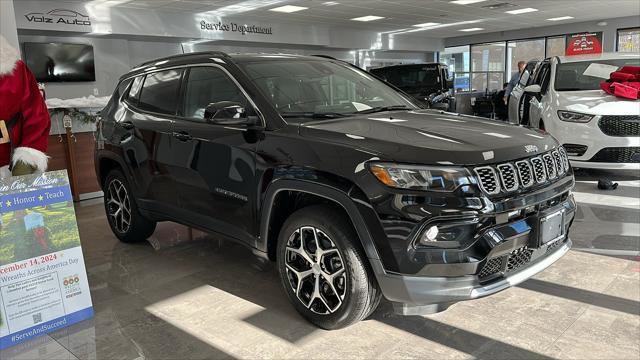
[493, 82, 509, 120]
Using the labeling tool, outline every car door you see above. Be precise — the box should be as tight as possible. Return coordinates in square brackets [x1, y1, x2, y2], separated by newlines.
[508, 71, 530, 124]
[119, 69, 183, 212]
[528, 61, 552, 129]
[171, 65, 258, 245]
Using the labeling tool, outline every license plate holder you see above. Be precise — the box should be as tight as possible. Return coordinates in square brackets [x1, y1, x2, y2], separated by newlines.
[540, 209, 565, 245]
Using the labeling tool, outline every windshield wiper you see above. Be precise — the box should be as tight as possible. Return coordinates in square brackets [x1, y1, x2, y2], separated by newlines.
[354, 105, 413, 114]
[281, 112, 349, 119]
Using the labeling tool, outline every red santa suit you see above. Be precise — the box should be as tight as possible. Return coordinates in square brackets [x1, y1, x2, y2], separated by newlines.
[0, 34, 51, 179]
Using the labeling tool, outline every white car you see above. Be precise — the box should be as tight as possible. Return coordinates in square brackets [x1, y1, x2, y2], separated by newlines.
[507, 59, 540, 125]
[523, 53, 640, 170]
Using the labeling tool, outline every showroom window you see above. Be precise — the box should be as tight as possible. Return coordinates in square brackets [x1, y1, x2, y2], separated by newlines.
[507, 38, 545, 76]
[470, 42, 505, 91]
[546, 36, 566, 57]
[618, 27, 640, 53]
[182, 67, 248, 120]
[137, 69, 183, 115]
[440, 45, 470, 92]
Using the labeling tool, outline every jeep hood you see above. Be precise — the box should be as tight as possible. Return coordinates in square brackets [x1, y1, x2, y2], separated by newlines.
[298, 110, 559, 165]
[558, 90, 640, 115]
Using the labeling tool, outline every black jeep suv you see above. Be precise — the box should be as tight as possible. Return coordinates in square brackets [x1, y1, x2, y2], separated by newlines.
[96, 52, 575, 329]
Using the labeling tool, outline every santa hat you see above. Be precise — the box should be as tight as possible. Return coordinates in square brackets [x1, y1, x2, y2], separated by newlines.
[0, 34, 20, 76]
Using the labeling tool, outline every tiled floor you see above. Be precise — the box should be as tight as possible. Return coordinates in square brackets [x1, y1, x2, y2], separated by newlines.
[2, 169, 638, 360]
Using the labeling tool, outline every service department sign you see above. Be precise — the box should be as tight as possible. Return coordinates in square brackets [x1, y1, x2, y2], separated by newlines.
[24, 9, 91, 27]
[200, 20, 273, 36]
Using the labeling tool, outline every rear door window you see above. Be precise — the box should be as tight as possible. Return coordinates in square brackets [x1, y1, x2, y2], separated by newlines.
[138, 69, 183, 115]
[124, 76, 143, 105]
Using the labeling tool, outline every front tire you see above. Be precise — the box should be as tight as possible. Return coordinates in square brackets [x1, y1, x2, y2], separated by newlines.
[276, 205, 381, 330]
[103, 169, 156, 243]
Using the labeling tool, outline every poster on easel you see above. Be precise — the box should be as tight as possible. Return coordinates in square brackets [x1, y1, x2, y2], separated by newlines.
[0, 171, 93, 350]
[565, 31, 603, 55]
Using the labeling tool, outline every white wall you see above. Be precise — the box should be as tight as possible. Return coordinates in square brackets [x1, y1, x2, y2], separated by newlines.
[1, 0, 19, 51]
[445, 16, 640, 52]
[18, 34, 183, 100]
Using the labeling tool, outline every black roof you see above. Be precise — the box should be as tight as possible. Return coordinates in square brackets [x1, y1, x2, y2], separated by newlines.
[123, 52, 336, 79]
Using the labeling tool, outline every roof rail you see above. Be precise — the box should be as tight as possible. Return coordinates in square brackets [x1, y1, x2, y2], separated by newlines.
[135, 50, 231, 68]
[312, 54, 337, 60]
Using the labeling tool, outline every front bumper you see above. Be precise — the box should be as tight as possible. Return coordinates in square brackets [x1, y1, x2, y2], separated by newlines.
[570, 160, 640, 170]
[371, 238, 571, 314]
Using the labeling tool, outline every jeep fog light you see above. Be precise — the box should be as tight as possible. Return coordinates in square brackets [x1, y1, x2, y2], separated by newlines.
[417, 220, 479, 248]
[422, 226, 439, 242]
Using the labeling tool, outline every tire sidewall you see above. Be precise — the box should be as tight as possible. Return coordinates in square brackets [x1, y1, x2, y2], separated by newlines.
[276, 207, 371, 329]
[103, 169, 152, 242]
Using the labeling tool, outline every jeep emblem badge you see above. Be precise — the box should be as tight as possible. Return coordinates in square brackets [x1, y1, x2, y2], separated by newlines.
[524, 145, 538, 153]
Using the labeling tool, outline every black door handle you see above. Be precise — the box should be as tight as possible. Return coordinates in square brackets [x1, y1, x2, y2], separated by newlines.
[173, 131, 193, 141]
[119, 121, 135, 130]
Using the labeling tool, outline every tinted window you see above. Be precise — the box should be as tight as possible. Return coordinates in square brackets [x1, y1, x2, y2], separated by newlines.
[240, 60, 415, 117]
[125, 76, 143, 104]
[555, 58, 640, 91]
[183, 67, 248, 120]
[138, 69, 182, 115]
[386, 66, 439, 88]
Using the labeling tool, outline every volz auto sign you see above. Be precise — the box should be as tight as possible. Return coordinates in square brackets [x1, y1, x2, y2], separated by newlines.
[25, 9, 91, 26]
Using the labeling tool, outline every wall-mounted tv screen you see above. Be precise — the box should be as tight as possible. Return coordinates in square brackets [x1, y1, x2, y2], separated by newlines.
[23, 42, 96, 82]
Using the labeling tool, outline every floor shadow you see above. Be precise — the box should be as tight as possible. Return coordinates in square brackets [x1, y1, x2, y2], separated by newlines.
[117, 236, 560, 359]
[369, 302, 555, 360]
[518, 278, 640, 316]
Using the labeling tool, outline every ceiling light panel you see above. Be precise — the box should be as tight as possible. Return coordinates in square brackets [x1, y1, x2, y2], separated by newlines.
[269, 5, 308, 13]
[506, 8, 538, 14]
[413, 22, 441, 27]
[351, 15, 385, 22]
[459, 27, 484, 32]
[451, 0, 488, 4]
[547, 16, 574, 21]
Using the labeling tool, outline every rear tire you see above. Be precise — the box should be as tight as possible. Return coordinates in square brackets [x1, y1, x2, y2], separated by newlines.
[276, 205, 381, 329]
[103, 169, 156, 243]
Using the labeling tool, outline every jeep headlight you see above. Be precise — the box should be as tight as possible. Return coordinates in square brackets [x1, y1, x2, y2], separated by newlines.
[557, 110, 594, 123]
[369, 163, 474, 191]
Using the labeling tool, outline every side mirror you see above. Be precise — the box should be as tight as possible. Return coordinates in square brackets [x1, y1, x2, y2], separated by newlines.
[445, 79, 454, 89]
[204, 101, 257, 126]
[523, 84, 541, 94]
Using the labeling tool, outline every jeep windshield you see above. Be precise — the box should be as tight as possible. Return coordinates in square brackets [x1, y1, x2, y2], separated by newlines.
[555, 57, 640, 91]
[238, 59, 418, 119]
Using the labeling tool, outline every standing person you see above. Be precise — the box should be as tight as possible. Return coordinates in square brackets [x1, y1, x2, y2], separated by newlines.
[504, 60, 526, 105]
[0, 34, 51, 179]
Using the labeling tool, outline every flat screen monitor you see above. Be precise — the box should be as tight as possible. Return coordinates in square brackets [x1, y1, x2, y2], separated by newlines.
[23, 42, 96, 82]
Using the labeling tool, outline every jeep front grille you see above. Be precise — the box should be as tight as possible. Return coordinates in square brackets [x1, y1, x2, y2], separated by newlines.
[474, 148, 568, 196]
[531, 157, 547, 184]
[474, 167, 501, 195]
[496, 163, 518, 192]
[515, 160, 534, 188]
[543, 153, 556, 179]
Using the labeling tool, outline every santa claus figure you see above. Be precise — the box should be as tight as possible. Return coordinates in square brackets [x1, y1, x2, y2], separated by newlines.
[0, 34, 51, 179]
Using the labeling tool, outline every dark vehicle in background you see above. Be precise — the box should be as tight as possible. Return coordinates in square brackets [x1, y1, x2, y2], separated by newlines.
[369, 63, 456, 111]
[96, 52, 575, 330]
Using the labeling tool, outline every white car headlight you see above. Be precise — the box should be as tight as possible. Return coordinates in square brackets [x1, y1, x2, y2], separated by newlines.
[557, 110, 594, 123]
[369, 163, 474, 192]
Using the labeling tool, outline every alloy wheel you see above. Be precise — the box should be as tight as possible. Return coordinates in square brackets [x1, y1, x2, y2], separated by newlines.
[106, 179, 132, 234]
[284, 226, 347, 315]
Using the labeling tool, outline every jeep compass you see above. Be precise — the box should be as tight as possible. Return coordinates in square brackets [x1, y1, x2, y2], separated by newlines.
[96, 52, 575, 329]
